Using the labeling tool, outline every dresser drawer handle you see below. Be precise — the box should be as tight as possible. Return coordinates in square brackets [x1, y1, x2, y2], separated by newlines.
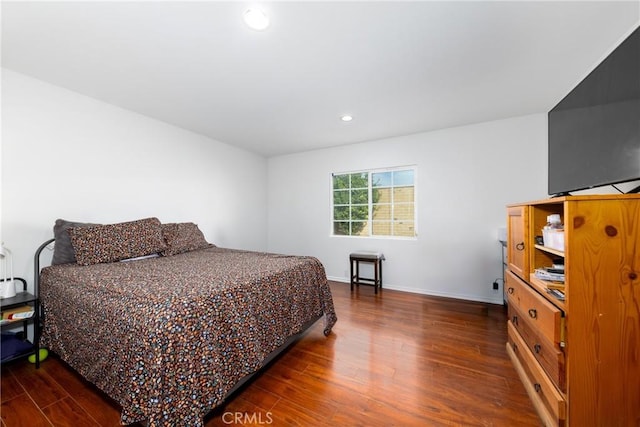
[512, 315, 518, 326]
[528, 308, 537, 319]
[507, 287, 514, 294]
[512, 342, 518, 352]
[534, 344, 541, 354]
[516, 242, 525, 251]
[534, 383, 541, 393]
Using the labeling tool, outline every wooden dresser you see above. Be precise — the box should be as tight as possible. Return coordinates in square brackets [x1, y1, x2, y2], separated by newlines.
[505, 195, 640, 426]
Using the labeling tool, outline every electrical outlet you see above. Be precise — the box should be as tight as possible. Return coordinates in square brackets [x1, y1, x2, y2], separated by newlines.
[492, 281, 499, 290]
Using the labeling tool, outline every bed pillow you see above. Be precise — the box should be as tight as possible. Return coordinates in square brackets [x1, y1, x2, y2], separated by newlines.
[161, 222, 212, 256]
[68, 217, 167, 266]
[51, 219, 100, 265]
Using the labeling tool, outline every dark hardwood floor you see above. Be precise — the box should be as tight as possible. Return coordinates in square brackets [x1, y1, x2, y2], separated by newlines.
[1, 281, 540, 426]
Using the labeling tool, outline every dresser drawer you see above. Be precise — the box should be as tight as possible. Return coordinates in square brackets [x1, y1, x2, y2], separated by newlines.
[507, 321, 566, 425]
[506, 269, 563, 345]
[508, 304, 566, 392]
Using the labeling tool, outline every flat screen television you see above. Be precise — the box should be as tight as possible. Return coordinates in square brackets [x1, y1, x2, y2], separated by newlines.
[548, 26, 640, 196]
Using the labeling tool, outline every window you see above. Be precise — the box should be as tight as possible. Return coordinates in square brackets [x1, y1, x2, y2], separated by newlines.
[332, 167, 416, 237]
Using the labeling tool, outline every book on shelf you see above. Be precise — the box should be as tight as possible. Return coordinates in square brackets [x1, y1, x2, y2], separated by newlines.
[534, 268, 565, 283]
[547, 288, 565, 301]
[545, 282, 565, 291]
[0, 306, 34, 324]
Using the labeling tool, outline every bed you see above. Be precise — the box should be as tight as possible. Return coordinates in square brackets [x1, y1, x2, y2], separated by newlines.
[36, 218, 337, 426]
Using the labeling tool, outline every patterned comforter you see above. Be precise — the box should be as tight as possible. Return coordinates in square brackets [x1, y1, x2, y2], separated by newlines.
[39, 246, 337, 426]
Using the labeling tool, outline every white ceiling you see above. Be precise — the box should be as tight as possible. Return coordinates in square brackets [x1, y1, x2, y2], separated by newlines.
[2, 1, 639, 157]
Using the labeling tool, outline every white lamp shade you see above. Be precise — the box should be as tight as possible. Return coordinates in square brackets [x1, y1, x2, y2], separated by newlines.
[0, 246, 16, 299]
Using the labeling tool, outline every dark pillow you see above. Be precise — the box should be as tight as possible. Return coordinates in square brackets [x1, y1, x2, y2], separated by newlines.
[51, 219, 99, 265]
[161, 222, 212, 256]
[1, 333, 35, 361]
[68, 217, 166, 266]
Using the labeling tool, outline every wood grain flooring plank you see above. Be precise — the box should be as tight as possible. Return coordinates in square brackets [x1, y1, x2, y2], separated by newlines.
[40, 396, 100, 427]
[9, 367, 67, 410]
[224, 383, 280, 412]
[0, 369, 25, 403]
[253, 370, 339, 419]
[0, 394, 51, 427]
[39, 357, 123, 426]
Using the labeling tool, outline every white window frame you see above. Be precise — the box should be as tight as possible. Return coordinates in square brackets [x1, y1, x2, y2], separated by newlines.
[331, 165, 417, 239]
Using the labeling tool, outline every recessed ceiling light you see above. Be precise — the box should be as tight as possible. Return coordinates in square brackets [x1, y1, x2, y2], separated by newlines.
[341, 115, 353, 122]
[244, 8, 269, 31]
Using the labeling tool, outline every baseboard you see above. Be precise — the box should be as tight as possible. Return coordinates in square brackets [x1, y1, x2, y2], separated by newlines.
[327, 275, 504, 305]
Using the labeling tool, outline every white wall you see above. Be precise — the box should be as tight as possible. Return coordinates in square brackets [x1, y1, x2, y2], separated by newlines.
[1, 69, 268, 290]
[267, 114, 548, 304]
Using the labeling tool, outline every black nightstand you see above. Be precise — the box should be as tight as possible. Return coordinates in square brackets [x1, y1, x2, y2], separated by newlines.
[1, 277, 41, 367]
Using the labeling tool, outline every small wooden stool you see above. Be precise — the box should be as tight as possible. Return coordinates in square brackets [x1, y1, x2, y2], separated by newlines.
[350, 252, 385, 294]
